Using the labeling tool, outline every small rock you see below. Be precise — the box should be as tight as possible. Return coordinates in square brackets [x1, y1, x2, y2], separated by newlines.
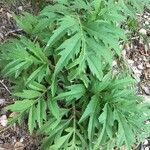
[18, 6, 23, 11]
[143, 56, 148, 61]
[127, 59, 134, 65]
[0, 33, 4, 40]
[144, 15, 148, 19]
[112, 60, 117, 66]
[0, 98, 5, 105]
[145, 147, 149, 150]
[143, 139, 149, 145]
[6, 12, 12, 20]
[0, 115, 8, 127]
[137, 64, 144, 70]
[145, 21, 149, 25]
[122, 50, 126, 59]
[139, 28, 147, 35]
[145, 62, 150, 68]
[0, 8, 3, 13]
[0, 139, 4, 144]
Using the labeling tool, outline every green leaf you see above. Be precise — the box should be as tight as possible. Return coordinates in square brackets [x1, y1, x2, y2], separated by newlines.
[45, 15, 78, 50]
[41, 120, 71, 149]
[37, 100, 47, 128]
[92, 72, 112, 93]
[20, 37, 47, 63]
[7, 100, 34, 112]
[79, 95, 98, 123]
[13, 13, 34, 33]
[93, 0, 102, 12]
[48, 98, 60, 120]
[28, 105, 37, 134]
[26, 65, 46, 84]
[14, 90, 42, 99]
[54, 33, 81, 75]
[86, 38, 112, 65]
[28, 81, 46, 92]
[32, 18, 54, 34]
[55, 84, 86, 101]
[110, 77, 135, 89]
[4, 61, 29, 77]
[95, 103, 114, 148]
[86, 53, 103, 80]
[50, 133, 71, 150]
[115, 110, 135, 150]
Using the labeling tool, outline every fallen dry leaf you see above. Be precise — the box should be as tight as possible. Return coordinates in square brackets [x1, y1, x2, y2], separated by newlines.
[14, 142, 24, 150]
[9, 112, 19, 118]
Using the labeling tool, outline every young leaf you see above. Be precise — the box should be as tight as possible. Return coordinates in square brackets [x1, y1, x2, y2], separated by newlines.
[50, 133, 71, 149]
[79, 95, 98, 123]
[54, 33, 81, 75]
[14, 90, 42, 99]
[28, 105, 37, 134]
[37, 100, 47, 128]
[54, 84, 86, 101]
[45, 15, 79, 50]
[26, 65, 46, 84]
[7, 100, 34, 112]
[115, 110, 135, 150]
[86, 54, 103, 81]
[28, 81, 46, 92]
[48, 98, 60, 120]
[95, 103, 114, 148]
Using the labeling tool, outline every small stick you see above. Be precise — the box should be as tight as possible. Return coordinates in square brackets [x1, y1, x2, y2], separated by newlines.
[4, 29, 23, 37]
[0, 80, 11, 95]
[0, 125, 11, 134]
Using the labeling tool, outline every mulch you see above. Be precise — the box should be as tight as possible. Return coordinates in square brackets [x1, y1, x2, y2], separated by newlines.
[0, 1, 39, 150]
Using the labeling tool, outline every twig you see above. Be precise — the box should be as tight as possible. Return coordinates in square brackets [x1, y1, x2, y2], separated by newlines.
[0, 80, 11, 95]
[4, 29, 23, 37]
[0, 124, 11, 134]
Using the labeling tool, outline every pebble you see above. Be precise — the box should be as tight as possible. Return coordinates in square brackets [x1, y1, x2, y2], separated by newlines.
[127, 59, 134, 65]
[0, 139, 4, 144]
[18, 6, 23, 11]
[145, 21, 149, 25]
[0, 33, 4, 40]
[139, 28, 147, 35]
[6, 12, 12, 20]
[137, 64, 144, 70]
[145, 147, 149, 150]
[145, 62, 150, 68]
[0, 98, 5, 105]
[143, 139, 149, 145]
[0, 115, 8, 127]
[144, 15, 148, 19]
[112, 60, 117, 66]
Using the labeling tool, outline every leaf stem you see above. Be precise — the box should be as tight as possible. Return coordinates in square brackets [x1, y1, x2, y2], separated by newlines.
[72, 102, 76, 148]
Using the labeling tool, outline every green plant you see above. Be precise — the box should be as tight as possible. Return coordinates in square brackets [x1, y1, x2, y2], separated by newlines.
[0, 0, 150, 149]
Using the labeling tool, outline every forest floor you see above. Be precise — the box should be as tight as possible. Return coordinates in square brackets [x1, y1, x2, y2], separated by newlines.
[0, 1, 150, 150]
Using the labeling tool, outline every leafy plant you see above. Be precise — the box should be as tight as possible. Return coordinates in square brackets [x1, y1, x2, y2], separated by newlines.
[0, 0, 150, 149]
